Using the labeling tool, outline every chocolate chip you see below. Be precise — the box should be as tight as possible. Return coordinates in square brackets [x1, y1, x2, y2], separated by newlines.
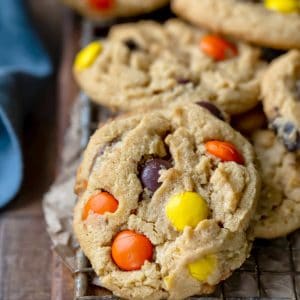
[260, 48, 286, 62]
[196, 101, 225, 121]
[123, 39, 140, 51]
[140, 158, 171, 192]
[177, 78, 191, 84]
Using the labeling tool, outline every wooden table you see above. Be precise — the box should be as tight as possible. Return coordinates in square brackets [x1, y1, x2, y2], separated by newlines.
[0, 2, 76, 299]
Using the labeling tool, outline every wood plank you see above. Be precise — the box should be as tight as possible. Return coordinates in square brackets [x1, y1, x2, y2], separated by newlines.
[51, 252, 73, 300]
[0, 216, 51, 300]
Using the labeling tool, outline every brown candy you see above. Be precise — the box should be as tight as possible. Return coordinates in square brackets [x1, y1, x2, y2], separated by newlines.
[140, 158, 171, 192]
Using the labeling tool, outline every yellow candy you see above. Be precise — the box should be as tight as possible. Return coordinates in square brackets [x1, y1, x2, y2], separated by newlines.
[165, 192, 209, 231]
[264, 0, 299, 13]
[188, 255, 217, 281]
[74, 41, 102, 71]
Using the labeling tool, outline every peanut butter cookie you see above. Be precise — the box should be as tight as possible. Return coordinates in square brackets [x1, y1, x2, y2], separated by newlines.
[74, 103, 260, 299]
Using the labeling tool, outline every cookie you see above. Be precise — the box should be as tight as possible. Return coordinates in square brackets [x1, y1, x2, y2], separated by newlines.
[74, 103, 260, 299]
[262, 50, 300, 152]
[251, 130, 300, 239]
[62, 0, 169, 20]
[171, 0, 300, 50]
[73, 19, 265, 115]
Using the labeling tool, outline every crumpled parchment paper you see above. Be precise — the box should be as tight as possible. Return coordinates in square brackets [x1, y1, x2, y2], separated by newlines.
[43, 96, 83, 271]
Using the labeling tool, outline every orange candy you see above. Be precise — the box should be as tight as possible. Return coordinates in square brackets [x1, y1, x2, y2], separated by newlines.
[82, 191, 118, 220]
[205, 140, 244, 164]
[111, 230, 153, 271]
[88, 0, 114, 10]
[200, 35, 238, 61]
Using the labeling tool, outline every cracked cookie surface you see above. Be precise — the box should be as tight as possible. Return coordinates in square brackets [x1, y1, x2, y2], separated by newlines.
[74, 19, 265, 115]
[262, 50, 300, 152]
[73, 103, 260, 299]
[171, 0, 300, 50]
[62, 0, 169, 20]
[251, 130, 300, 239]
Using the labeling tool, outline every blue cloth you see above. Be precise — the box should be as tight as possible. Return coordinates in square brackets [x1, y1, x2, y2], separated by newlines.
[0, 0, 52, 208]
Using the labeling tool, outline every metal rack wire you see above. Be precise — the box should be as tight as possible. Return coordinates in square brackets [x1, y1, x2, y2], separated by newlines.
[73, 17, 300, 300]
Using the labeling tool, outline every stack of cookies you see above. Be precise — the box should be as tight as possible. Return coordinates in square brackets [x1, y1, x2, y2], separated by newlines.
[63, 0, 300, 299]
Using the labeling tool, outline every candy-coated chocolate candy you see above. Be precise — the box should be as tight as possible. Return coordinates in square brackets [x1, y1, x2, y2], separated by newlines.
[264, 0, 299, 13]
[166, 192, 209, 231]
[200, 35, 238, 61]
[205, 140, 244, 164]
[111, 230, 153, 271]
[74, 41, 102, 71]
[88, 0, 114, 11]
[83, 191, 118, 220]
[188, 255, 217, 281]
[140, 158, 171, 192]
[197, 101, 225, 121]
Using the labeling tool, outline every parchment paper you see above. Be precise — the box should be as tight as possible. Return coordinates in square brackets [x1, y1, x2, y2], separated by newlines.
[43, 97, 83, 271]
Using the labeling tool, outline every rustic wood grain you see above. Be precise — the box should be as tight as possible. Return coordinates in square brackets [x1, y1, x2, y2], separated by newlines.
[0, 216, 52, 300]
[51, 252, 74, 300]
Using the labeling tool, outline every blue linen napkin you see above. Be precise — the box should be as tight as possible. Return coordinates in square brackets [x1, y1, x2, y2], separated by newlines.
[0, 0, 52, 208]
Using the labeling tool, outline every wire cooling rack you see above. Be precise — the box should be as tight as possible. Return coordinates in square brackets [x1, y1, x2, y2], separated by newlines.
[73, 16, 300, 300]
